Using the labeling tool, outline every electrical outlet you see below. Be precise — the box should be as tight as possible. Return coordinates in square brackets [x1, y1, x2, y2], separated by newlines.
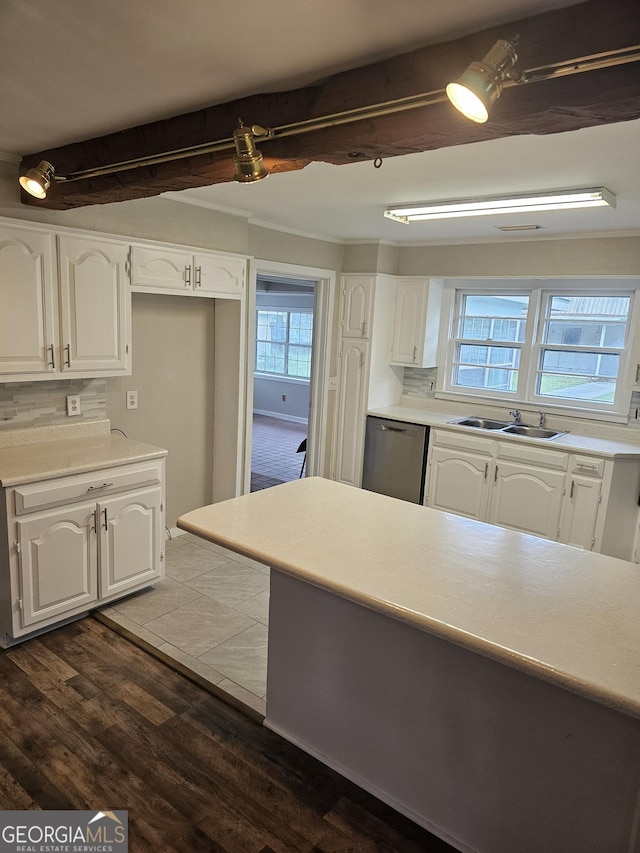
[66, 395, 81, 416]
[126, 390, 138, 410]
[328, 376, 337, 390]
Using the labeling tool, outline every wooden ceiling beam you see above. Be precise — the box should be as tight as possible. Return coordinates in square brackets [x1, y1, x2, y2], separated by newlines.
[20, 0, 640, 210]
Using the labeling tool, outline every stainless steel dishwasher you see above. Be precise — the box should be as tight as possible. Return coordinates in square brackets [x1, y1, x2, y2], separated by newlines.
[361, 416, 429, 504]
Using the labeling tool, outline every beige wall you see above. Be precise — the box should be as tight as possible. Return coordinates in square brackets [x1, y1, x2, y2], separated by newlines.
[105, 294, 215, 527]
[396, 235, 640, 277]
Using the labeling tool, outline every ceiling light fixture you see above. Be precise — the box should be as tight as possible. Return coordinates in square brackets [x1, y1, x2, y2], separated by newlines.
[18, 43, 640, 200]
[446, 39, 525, 123]
[384, 188, 616, 222]
[232, 122, 271, 183]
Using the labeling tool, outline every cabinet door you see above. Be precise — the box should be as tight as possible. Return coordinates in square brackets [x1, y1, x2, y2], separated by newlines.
[195, 252, 245, 296]
[340, 276, 373, 338]
[58, 234, 130, 373]
[16, 502, 98, 628]
[426, 446, 492, 521]
[98, 486, 163, 598]
[334, 340, 369, 486]
[488, 461, 565, 540]
[130, 244, 192, 292]
[558, 475, 602, 551]
[390, 279, 425, 365]
[0, 224, 57, 375]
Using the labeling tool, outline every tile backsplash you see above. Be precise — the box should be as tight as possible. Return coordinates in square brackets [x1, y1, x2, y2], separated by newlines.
[0, 378, 107, 430]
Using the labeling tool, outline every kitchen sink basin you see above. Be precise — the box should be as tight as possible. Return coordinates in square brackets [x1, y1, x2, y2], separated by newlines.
[451, 417, 511, 430]
[501, 425, 565, 439]
[450, 417, 567, 440]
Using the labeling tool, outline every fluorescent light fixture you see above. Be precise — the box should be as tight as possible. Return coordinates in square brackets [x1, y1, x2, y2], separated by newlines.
[384, 188, 616, 223]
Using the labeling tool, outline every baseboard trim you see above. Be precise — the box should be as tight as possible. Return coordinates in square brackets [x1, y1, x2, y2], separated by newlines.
[253, 409, 308, 425]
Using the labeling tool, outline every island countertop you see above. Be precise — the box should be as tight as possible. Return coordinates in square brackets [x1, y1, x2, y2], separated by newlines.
[178, 476, 640, 720]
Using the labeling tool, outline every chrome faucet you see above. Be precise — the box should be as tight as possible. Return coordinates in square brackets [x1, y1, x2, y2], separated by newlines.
[538, 411, 546, 428]
[509, 410, 522, 424]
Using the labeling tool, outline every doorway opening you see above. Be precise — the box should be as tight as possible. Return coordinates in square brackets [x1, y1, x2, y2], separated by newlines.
[244, 260, 335, 495]
[251, 275, 315, 491]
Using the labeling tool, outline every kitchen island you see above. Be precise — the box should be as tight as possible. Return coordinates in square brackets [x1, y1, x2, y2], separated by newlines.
[178, 476, 640, 853]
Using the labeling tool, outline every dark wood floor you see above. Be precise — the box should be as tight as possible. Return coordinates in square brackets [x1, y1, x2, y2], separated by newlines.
[0, 617, 456, 853]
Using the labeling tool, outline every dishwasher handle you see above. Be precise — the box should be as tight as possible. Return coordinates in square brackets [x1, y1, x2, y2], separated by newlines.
[379, 423, 421, 438]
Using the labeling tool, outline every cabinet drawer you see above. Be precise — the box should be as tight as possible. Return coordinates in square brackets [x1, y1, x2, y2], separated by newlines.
[570, 455, 605, 478]
[432, 429, 494, 455]
[496, 441, 567, 471]
[13, 460, 163, 515]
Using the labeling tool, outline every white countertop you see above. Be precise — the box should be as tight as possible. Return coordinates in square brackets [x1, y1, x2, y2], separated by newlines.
[179, 476, 640, 720]
[0, 432, 167, 486]
[369, 404, 640, 458]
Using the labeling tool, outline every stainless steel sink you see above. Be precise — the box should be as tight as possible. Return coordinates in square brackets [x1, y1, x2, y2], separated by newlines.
[501, 425, 565, 440]
[450, 417, 566, 440]
[451, 417, 511, 430]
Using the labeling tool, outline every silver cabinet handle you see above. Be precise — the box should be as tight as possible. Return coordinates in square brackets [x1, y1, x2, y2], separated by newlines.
[91, 509, 97, 533]
[484, 462, 489, 479]
[48, 344, 55, 369]
[185, 265, 191, 287]
[636, 363, 640, 384]
[64, 344, 71, 367]
[570, 480, 575, 499]
[87, 482, 114, 492]
[196, 265, 202, 288]
[103, 508, 108, 531]
[413, 345, 418, 362]
[494, 465, 498, 482]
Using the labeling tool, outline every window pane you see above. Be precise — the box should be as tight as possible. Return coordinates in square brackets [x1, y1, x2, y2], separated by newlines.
[538, 349, 620, 402]
[287, 344, 312, 378]
[544, 296, 630, 347]
[455, 345, 520, 391]
[289, 312, 313, 345]
[459, 294, 529, 342]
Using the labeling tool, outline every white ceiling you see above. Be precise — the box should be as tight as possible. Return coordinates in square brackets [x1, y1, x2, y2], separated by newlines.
[2, 0, 638, 244]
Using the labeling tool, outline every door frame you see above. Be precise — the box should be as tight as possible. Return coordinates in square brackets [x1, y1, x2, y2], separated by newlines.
[244, 259, 335, 493]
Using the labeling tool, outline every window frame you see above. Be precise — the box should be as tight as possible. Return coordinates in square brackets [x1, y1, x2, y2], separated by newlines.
[255, 307, 314, 380]
[438, 280, 640, 422]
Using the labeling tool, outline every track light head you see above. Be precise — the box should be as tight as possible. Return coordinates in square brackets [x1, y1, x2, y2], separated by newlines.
[233, 122, 270, 184]
[19, 160, 55, 199]
[446, 39, 524, 123]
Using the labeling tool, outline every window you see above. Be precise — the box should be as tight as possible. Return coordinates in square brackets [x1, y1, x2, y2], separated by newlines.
[452, 293, 529, 393]
[535, 294, 630, 405]
[444, 286, 636, 415]
[255, 309, 313, 379]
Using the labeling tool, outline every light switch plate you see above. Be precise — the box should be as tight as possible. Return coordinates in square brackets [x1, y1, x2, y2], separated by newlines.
[66, 395, 81, 416]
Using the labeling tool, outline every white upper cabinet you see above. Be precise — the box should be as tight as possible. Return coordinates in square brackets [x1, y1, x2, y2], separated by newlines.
[130, 244, 246, 298]
[340, 275, 374, 338]
[0, 223, 58, 376]
[57, 234, 130, 374]
[0, 220, 131, 381]
[389, 277, 443, 367]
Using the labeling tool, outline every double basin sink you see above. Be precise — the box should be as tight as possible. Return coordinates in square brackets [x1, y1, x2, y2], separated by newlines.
[450, 417, 566, 440]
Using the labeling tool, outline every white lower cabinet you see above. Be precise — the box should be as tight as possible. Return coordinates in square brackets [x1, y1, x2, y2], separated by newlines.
[425, 429, 640, 559]
[426, 430, 568, 541]
[488, 460, 566, 540]
[1, 457, 165, 646]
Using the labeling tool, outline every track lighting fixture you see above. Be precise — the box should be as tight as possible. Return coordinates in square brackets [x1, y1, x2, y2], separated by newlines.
[446, 39, 525, 123]
[232, 122, 271, 183]
[17, 42, 640, 201]
[18, 160, 55, 199]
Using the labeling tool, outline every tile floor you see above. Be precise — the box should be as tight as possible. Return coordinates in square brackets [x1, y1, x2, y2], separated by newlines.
[251, 413, 307, 491]
[98, 531, 270, 717]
